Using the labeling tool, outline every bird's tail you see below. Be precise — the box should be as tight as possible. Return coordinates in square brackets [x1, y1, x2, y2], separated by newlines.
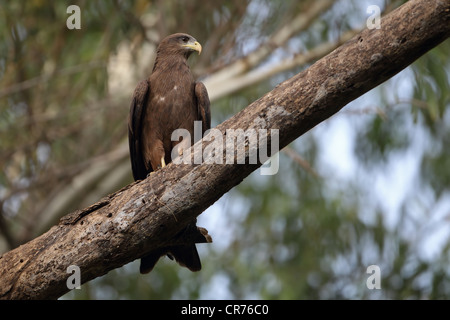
[140, 244, 201, 274]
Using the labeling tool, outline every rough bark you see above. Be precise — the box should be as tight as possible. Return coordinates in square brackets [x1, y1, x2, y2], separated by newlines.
[0, 0, 448, 299]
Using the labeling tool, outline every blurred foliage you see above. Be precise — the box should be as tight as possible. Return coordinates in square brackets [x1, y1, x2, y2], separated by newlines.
[0, 0, 449, 299]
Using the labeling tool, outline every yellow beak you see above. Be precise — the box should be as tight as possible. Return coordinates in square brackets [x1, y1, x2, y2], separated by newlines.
[182, 41, 202, 55]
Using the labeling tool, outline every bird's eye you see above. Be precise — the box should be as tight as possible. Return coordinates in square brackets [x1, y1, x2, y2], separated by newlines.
[182, 36, 189, 43]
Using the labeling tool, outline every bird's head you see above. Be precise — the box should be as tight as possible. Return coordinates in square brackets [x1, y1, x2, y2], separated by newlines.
[157, 33, 202, 59]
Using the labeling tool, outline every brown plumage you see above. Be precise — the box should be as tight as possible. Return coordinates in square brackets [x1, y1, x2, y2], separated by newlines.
[128, 33, 210, 274]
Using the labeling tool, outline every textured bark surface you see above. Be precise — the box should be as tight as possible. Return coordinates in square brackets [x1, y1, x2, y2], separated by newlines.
[0, 0, 448, 299]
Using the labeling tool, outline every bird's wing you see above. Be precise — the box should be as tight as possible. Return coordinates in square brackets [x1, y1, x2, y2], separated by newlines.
[128, 79, 151, 181]
[195, 82, 211, 134]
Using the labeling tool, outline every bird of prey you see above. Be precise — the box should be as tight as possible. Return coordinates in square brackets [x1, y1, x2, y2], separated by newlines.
[128, 33, 211, 274]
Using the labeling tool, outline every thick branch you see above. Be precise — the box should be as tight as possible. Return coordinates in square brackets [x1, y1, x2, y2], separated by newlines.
[0, 0, 448, 299]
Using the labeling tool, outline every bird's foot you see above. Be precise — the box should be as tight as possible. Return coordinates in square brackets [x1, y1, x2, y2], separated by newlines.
[156, 157, 166, 170]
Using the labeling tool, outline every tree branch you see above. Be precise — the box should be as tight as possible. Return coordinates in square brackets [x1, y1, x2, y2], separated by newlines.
[0, 0, 448, 299]
[205, 0, 335, 87]
[205, 28, 360, 101]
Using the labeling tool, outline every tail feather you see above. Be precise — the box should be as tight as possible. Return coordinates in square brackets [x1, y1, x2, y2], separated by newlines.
[140, 244, 201, 274]
[169, 244, 201, 272]
[140, 247, 166, 274]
